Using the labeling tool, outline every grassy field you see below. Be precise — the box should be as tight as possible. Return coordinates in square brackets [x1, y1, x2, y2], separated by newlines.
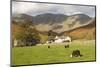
[12, 40, 96, 65]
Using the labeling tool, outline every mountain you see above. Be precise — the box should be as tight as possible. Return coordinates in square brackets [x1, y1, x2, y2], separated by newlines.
[52, 14, 92, 33]
[70, 14, 91, 24]
[13, 13, 67, 24]
[62, 19, 96, 40]
[33, 13, 67, 24]
[12, 14, 33, 23]
[12, 13, 92, 33]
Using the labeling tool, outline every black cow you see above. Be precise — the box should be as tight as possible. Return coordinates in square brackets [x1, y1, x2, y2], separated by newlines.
[70, 50, 83, 57]
[64, 45, 69, 48]
[48, 45, 50, 48]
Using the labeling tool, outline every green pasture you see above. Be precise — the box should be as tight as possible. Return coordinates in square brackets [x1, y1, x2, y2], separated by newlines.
[12, 40, 96, 65]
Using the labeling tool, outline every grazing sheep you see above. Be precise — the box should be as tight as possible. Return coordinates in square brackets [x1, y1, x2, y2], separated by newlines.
[70, 50, 83, 57]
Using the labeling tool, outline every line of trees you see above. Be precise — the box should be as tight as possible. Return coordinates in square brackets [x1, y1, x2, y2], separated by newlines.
[12, 20, 40, 47]
[12, 19, 59, 47]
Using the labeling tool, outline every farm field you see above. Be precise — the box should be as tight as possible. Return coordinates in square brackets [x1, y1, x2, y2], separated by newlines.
[12, 40, 96, 66]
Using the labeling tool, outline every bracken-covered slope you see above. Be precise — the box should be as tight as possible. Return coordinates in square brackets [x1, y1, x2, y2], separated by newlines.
[62, 19, 96, 40]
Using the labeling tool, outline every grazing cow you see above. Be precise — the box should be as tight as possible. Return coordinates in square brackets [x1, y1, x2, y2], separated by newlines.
[64, 45, 69, 48]
[70, 50, 83, 57]
[48, 45, 50, 48]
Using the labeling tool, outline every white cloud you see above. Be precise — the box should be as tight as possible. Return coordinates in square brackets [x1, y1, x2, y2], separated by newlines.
[12, 1, 39, 14]
[12, 1, 95, 17]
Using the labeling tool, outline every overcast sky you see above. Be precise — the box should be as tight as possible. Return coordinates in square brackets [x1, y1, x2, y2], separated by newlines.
[12, 1, 95, 17]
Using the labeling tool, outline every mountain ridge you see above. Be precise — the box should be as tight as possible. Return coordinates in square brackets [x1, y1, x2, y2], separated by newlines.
[12, 13, 93, 33]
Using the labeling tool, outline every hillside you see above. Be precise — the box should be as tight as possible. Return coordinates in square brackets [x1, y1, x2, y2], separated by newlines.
[12, 13, 95, 40]
[62, 19, 96, 40]
[13, 13, 92, 33]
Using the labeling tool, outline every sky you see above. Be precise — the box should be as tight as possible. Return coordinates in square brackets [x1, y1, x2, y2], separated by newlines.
[12, 1, 96, 17]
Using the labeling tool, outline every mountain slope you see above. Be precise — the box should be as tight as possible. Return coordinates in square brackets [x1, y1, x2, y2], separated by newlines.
[12, 13, 92, 33]
[62, 19, 96, 40]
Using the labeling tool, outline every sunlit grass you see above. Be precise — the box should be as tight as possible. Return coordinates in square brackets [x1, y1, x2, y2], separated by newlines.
[12, 40, 96, 65]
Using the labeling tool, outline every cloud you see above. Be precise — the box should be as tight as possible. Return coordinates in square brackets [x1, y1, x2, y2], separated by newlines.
[12, 1, 39, 14]
[12, 1, 95, 17]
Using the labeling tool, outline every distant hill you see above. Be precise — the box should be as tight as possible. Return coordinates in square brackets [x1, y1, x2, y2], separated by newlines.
[12, 13, 96, 40]
[33, 13, 67, 24]
[62, 19, 96, 40]
[70, 14, 91, 24]
[13, 13, 92, 33]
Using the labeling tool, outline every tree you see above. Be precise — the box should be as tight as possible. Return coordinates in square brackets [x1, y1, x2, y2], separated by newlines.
[48, 30, 57, 41]
[14, 25, 40, 46]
